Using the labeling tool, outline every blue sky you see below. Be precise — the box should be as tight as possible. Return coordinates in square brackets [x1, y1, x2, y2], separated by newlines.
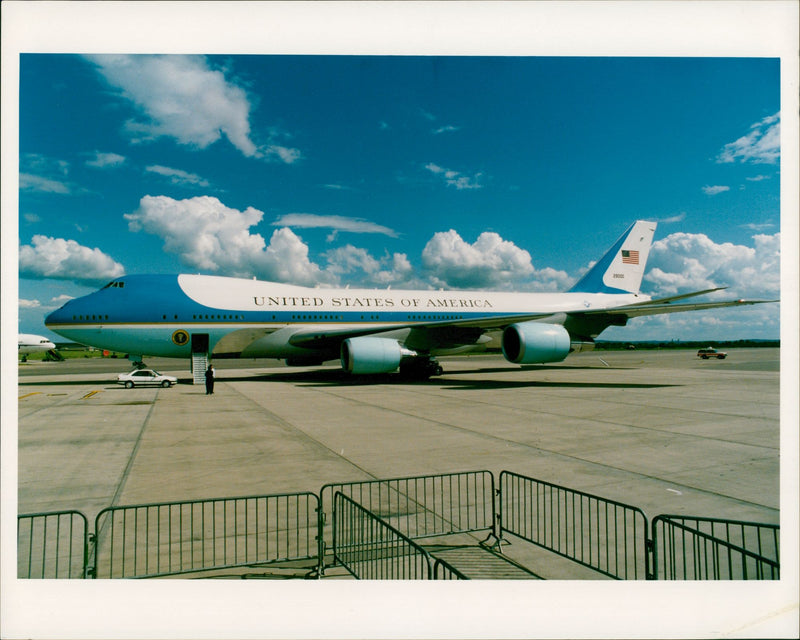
[16, 53, 782, 340]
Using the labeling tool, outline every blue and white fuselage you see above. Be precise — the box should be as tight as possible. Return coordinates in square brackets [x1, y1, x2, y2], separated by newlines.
[45, 274, 640, 357]
[44, 221, 773, 377]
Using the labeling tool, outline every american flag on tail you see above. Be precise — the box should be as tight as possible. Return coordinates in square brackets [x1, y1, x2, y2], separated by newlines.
[621, 249, 639, 265]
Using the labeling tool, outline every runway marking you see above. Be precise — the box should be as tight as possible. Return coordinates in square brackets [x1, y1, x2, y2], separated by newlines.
[19, 392, 41, 400]
[82, 390, 102, 400]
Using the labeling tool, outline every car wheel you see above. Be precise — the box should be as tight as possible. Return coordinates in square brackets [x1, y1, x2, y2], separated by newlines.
[161, 380, 170, 387]
[125, 381, 134, 388]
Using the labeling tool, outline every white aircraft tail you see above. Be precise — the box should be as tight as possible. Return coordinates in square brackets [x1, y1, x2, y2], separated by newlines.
[568, 220, 657, 295]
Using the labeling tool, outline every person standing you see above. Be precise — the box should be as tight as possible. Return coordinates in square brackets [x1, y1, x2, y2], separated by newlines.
[205, 364, 215, 395]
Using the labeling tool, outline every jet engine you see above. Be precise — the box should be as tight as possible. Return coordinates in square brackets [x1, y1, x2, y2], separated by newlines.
[502, 322, 571, 364]
[341, 337, 417, 374]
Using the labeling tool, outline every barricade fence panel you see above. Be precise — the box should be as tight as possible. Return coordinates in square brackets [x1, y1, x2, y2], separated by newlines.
[651, 515, 780, 580]
[333, 492, 436, 579]
[432, 557, 470, 580]
[17, 511, 88, 579]
[92, 492, 318, 578]
[318, 470, 495, 575]
[499, 471, 649, 580]
[18, 473, 780, 581]
[320, 470, 495, 539]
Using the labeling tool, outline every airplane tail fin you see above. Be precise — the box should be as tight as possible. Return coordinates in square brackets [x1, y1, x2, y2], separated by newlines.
[568, 220, 657, 295]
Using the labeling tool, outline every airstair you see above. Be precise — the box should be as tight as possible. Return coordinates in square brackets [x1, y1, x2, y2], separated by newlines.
[191, 353, 208, 385]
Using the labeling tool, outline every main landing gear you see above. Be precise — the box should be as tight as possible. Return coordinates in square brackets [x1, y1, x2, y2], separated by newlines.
[399, 356, 443, 381]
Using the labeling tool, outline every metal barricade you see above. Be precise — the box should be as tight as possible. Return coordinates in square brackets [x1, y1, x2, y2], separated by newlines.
[334, 492, 467, 579]
[432, 557, 470, 579]
[17, 510, 89, 579]
[92, 492, 318, 578]
[499, 471, 648, 579]
[319, 470, 496, 575]
[651, 515, 780, 580]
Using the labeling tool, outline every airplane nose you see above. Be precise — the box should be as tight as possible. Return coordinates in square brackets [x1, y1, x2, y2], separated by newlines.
[45, 303, 71, 327]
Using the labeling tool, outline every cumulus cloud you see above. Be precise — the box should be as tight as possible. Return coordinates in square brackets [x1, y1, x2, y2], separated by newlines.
[421, 230, 534, 289]
[19, 299, 41, 309]
[85, 55, 300, 162]
[717, 112, 780, 164]
[19, 235, 125, 285]
[146, 165, 210, 187]
[425, 163, 484, 190]
[702, 185, 730, 196]
[645, 231, 780, 299]
[124, 195, 330, 285]
[324, 245, 415, 288]
[272, 213, 399, 238]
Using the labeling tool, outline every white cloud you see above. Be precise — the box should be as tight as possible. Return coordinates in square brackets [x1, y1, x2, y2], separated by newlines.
[19, 235, 125, 285]
[20, 153, 74, 193]
[51, 294, 74, 306]
[645, 231, 780, 299]
[19, 298, 41, 309]
[86, 55, 300, 162]
[264, 145, 302, 164]
[433, 125, 460, 135]
[425, 163, 484, 190]
[741, 222, 776, 232]
[145, 165, 210, 187]
[421, 230, 534, 289]
[272, 213, 399, 238]
[702, 185, 730, 196]
[19, 173, 71, 194]
[656, 213, 686, 224]
[324, 245, 414, 288]
[85, 152, 126, 168]
[125, 195, 330, 285]
[717, 112, 780, 164]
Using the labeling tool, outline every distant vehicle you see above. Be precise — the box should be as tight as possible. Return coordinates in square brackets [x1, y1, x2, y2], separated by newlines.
[117, 369, 177, 388]
[697, 347, 727, 359]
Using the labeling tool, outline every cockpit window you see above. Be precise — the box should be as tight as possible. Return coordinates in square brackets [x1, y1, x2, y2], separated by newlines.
[102, 280, 125, 289]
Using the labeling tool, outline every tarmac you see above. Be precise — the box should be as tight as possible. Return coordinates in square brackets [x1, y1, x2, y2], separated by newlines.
[17, 348, 781, 525]
[10, 347, 795, 638]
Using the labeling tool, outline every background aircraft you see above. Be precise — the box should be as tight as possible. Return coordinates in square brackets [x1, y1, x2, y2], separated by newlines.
[44, 221, 776, 380]
[18, 334, 56, 357]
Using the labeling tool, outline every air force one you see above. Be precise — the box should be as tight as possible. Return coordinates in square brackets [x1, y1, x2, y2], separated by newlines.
[45, 221, 776, 379]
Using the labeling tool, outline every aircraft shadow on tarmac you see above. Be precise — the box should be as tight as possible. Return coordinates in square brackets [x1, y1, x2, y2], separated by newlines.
[216, 368, 680, 391]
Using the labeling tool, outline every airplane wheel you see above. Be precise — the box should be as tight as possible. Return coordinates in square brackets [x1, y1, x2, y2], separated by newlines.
[125, 381, 134, 388]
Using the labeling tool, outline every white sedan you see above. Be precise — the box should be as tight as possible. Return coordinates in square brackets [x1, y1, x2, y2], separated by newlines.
[117, 369, 178, 388]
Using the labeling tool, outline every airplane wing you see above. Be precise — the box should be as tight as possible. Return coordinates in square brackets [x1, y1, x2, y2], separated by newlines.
[581, 293, 779, 320]
[288, 289, 778, 351]
[286, 312, 554, 350]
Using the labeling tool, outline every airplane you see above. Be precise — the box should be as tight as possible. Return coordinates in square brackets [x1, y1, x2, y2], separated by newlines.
[44, 221, 777, 380]
[18, 333, 56, 356]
